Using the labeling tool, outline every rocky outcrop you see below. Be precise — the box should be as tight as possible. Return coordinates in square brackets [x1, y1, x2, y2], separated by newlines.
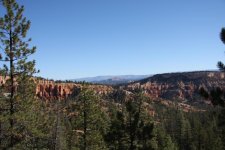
[36, 80, 113, 100]
[0, 76, 113, 100]
[1, 71, 224, 103]
[124, 71, 225, 102]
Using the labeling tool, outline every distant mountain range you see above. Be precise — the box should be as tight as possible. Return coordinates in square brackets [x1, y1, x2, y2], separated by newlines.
[38, 70, 224, 104]
[71, 75, 151, 85]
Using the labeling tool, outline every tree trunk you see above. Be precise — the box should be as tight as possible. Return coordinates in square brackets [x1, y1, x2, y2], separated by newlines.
[129, 112, 134, 150]
[83, 98, 87, 150]
[9, 26, 15, 148]
[52, 102, 61, 150]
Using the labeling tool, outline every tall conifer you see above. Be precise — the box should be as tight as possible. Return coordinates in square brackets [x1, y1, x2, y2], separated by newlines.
[0, 0, 39, 148]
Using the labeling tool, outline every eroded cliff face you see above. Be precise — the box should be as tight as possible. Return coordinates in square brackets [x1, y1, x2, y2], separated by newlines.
[1, 71, 224, 103]
[0, 77, 113, 100]
[36, 80, 113, 100]
[124, 71, 225, 102]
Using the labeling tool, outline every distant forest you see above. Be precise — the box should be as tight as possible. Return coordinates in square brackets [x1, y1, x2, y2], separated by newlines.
[0, 0, 225, 150]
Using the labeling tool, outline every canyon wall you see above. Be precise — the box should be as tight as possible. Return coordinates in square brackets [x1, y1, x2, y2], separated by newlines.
[124, 71, 225, 102]
[1, 71, 224, 102]
[0, 77, 113, 100]
[36, 80, 113, 100]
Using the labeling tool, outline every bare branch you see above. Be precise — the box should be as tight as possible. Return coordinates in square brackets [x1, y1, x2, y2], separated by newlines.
[0, 31, 9, 35]
[0, 59, 10, 62]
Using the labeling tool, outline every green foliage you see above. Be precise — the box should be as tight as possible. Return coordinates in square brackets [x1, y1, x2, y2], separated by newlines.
[0, 0, 51, 149]
[220, 28, 225, 45]
[63, 87, 108, 150]
[105, 91, 157, 150]
[155, 104, 225, 150]
[108, 88, 127, 103]
[217, 28, 225, 71]
[0, 1, 225, 150]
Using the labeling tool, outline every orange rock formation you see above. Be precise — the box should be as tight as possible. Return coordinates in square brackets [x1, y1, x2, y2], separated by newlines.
[36, 80, 113, 100]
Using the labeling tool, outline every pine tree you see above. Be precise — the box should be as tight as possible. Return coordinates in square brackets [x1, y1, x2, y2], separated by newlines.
[65, 87, 108, 150]
[0, 0, 41, 148]
[105, 107, 128, 150]
[201, 27, 225, 107]
[156, 126, 178, 150]
[106, 91, 157, 150]
[217, 28, 225, 71]
[63, 98, 79, 150]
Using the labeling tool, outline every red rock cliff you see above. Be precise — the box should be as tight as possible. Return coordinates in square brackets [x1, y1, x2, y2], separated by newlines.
[124, 71, 225, 102]
[36, 80, 113, 100]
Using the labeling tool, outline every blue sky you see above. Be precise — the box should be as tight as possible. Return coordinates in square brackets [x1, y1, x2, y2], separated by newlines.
[2, 0, 225, 79]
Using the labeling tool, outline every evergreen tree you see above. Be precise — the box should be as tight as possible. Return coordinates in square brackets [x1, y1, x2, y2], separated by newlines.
[105, 108, 128, 150]
[65, 87, 108, 150]
[209, 27, 225, 149]
[106, 91, 157, 150]
[0, 0, 49, 149]
[217, 28, 225, 71]
[64, 98, 79, 150]
[200, 27, 225, 106]
[156, 126, 178, 150]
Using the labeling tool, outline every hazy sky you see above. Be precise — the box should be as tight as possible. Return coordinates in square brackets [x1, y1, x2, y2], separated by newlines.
[1, 0, 225, 79]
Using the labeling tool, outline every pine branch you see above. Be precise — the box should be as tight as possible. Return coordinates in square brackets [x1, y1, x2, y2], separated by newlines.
[0, 53, 33, 62]
[13, 68, 36, 77]
[0, 59, 10, 62]
[12, 53, 33, 61]
[0, 31, 9, 35]
[220, 28, 225, 45]
[217, 61, 225, 72]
